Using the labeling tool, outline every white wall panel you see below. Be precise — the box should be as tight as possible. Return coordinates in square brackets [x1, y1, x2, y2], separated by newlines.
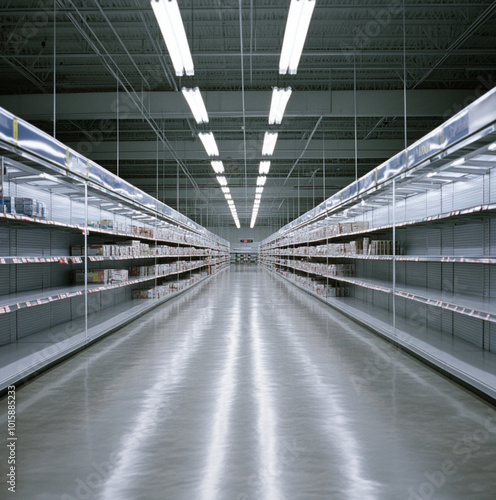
[17, 305, 50, 338]
[454, 263, 483, 297]
[427, 262, 442, 291]
[426, 228, 442, 255]
[0, 315, 14, 346]
[453, 176, 484, 210]
[17, 228, 50, 256]
[453, 314, 483, 347]
[454, 222, 483, 257]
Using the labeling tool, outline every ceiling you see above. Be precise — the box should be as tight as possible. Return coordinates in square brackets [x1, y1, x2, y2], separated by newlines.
[1, 0, 495, 230]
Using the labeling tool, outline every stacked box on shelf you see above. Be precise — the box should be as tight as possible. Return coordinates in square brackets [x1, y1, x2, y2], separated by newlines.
[0, 196, 14, 213]
[367, 240, 400, 255]
[346, 241, 363, 254]
[132, 270, 210, 300]
[74, 269, 129, 284]
[1, 197, 47, 217]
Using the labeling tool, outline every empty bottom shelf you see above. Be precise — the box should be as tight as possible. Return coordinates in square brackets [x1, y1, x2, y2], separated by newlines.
[264, 266, 496, 402]
[0, 268, 228, 392]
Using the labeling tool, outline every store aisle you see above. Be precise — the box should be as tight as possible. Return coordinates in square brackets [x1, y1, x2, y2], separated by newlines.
[1, 265, 496, 500]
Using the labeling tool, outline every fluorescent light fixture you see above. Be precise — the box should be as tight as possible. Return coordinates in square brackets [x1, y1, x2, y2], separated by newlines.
[279, 0, 316, 75]
[262, 132, 278, 156]
[198, 132, 219, 156]
[452, 157, 465, 166]
[489, 142, 496, 151]
[259, 161, 271, 175]
[216, 176, 228, 186]
[426, 172, 437, 178]
[224, 193, 232, 200]
[256, 187, 264, 194]
[151, 0, 194, 77]
[269, 87, 292, 125]
[211, 161, 224, 174]
[235, 220, 240, 229]
[221, 186, 230, 194]
[257, 176, 267, 186]
[181, 87, 209, 124]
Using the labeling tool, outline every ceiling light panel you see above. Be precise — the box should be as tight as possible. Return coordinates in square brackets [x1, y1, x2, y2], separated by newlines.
[259, 161, 271, 175]
[279, 0, 316, 75]
[269, 87, 292, 125]
[257, 176, 267, 186]
[198, 132, 219, 156]
[262, 132, 278, 156]
[211, 161, 225, 174]
[181, 87, 209, 124]
[151, 0, 194, 77]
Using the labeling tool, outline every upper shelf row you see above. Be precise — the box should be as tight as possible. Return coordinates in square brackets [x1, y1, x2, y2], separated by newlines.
[0, 105, 228, 250]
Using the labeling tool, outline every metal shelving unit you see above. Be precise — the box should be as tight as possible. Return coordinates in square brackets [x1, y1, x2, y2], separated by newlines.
[0, 105, 230, 391]
[260, 87, 496, 401]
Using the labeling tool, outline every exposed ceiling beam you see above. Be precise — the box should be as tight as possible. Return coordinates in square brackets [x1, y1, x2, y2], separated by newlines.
[66, 139, 405, 161]
[0, 89, 476, 122]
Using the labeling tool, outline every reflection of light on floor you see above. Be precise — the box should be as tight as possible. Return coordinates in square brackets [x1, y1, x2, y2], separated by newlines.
[250, 301, 282, 500]
[269, 289, 380, 500]
[199, 293, 241, 500]
[100, 297, 216, 499]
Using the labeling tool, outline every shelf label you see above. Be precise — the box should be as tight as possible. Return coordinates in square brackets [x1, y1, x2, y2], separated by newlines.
[13, 118, 18, 142]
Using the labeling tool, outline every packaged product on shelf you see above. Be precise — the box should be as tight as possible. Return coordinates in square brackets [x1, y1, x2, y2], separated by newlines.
[363, 237, 370, 255]
[339, 222, 353, 234]
[347, 240, 363, 254]
[368, 240, 398, 255]
[74, 270, 109, 284]
[87, 220, 100, 228]
[351, 221, 370, 232]
[108, 269, 128, 283]
[0, 197, 16, 213]
[326, 264, 354, 276]
[15, 197, 44, 217]
[129, 266, 144, 277]
[132, 288, 155, 299]
[99, 219, 114, 230]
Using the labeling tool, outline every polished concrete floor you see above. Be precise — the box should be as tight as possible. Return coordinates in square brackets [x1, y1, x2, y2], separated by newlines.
[1, 265, 496, 500]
